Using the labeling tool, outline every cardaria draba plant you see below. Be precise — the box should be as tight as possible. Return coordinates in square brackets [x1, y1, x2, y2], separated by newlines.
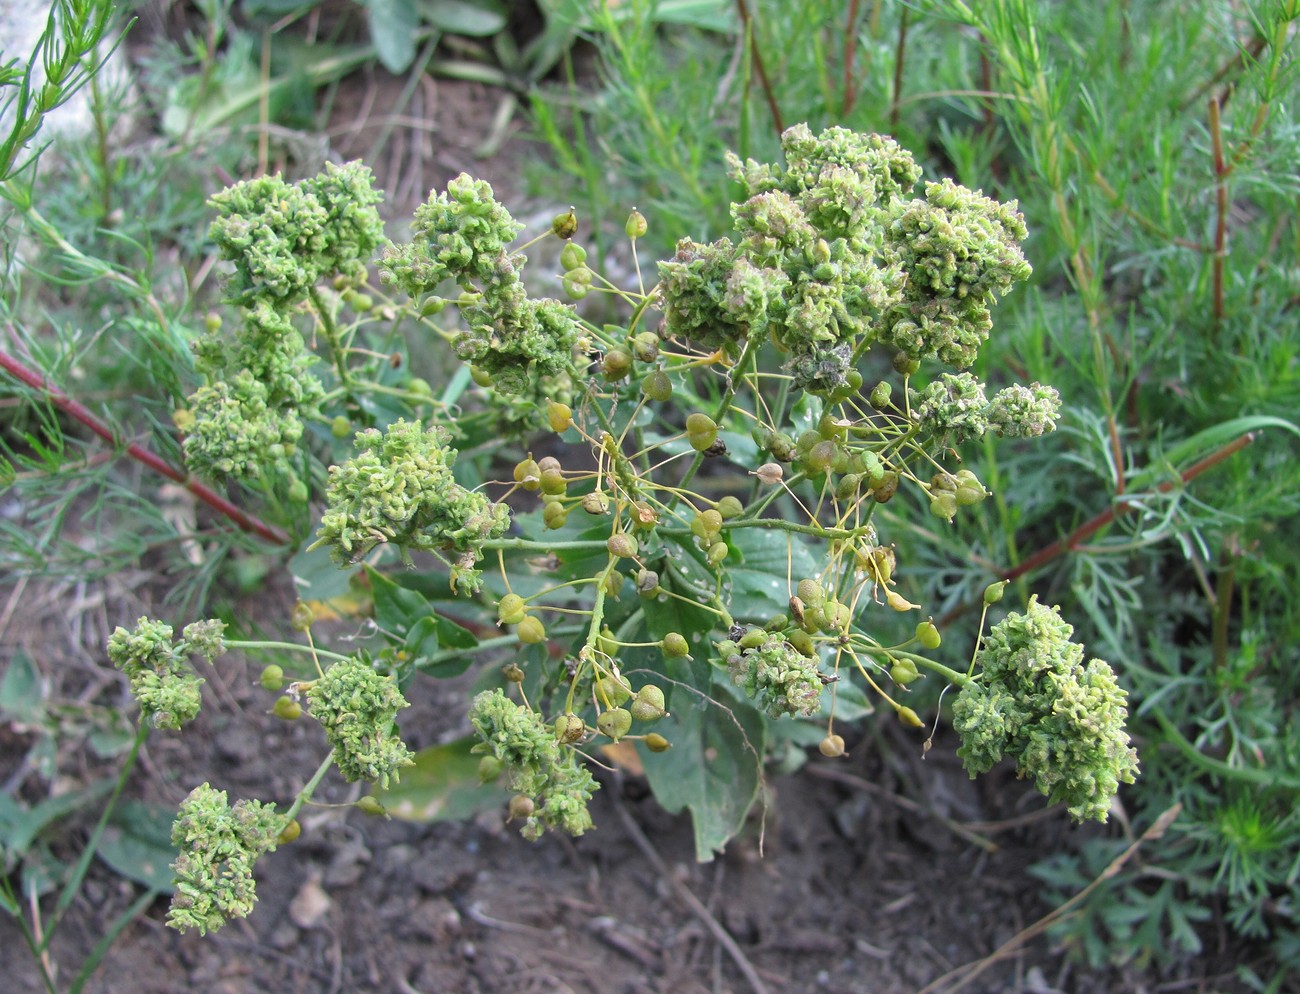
[115, 123, 1137, 933]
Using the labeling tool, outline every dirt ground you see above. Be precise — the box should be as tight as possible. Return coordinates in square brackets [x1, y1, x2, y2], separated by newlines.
[0, 9, 1275, 993]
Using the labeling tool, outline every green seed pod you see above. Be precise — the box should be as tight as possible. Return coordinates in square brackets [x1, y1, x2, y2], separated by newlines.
[630, 685, 666, 722]
[516, 616, 547, 644]
[625, 208, 648, 239]
[277, 819, 302, 843]
[897, 706, 924, 728]
[552, 209, 578, 239]
[560, 241, 586, 270]
[331, 414, 353, 439]
[769, 432, 796, 461]
[629, 500, 658, 529]
[955, 481, 989, 506]
[632, 332, 660, 364]
[685, 412, 716, 435]
[929, 492, 958, 522]
[582, 491, 611, 515]
[607, 533, 638, 559]
[890, 658, 921, 686]
[871, 471, 899, 503]
[787, 629, 817, 657]
[716, 495, 744, 519]
[347, 292, 373, 313]
[554, 713, 585, 744]
[420, 295, 447, 316]
[931, 472, 958, 493]
[478, 755, 504, 782]
[540, 468, 568, 495]
[739, 629, 766, 650]
[819, 734, 847, 758]
[290, 601, 314, 632]
[983, 580, 1007, 605]
[513, 457, 542, 490]
[470, 366, 493, 387]
[796, 578, 825, 607]
[642, 369, 672, 402]
[204, 312, 222, 333]
[891, 351, 921, 376]
[602, 348, 633, 381]
[273, 696, 302, 720]
[765, 614, 789, 632]
[915, 621, 942, 649]
[597, 707, 633, 741]
[595, 675, 633, 706]
[355, 796, 387, 817]
[827, 601, 852, 631]
[644, 733, 671, 753]
[801, 605, 828, 634]
[508, 794, 536, 820]
[547, 401, 573, 433]
[562, 276, 590, 299]
[804, 440, 838, 474]
[595, 625, 618, 657]
[543, 503, 568, 529]
[707, 541, 729, 567]
[755, 462, 784, 485]
[260, 665, 285, 692]
[661, 632, 689, 657]
[497, 593, 527, 625]
[869, 381, 893, 409]
[603, 570, 625, 598]
[835, 473, 862, 501]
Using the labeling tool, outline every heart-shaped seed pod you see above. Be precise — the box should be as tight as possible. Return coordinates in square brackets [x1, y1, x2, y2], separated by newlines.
[890, 658, 921, 686]
[607, 533, 638, 559]
[516, 616, 547, 644]
[818, 734, 847, 758]
[915, 620, 942, 649]
[554, 713, 586, 744]
[602, 348, 633, 381]
[547, 401, 573, 433]
[560, 241, 586, 270]
[644, 733, 671, 753]
[595, 675, 633, 706]
[597, 707, 633, 741]
[508, 794, 536, 820]
[497, 594, 527, 626]
[716, 495, 744, 519]
[642, 369, 672, 402]
[513, 457, 542, 490]
[629, 685, 667, 723]
[478, 755, 504, 782]
[260, 664, 285, 692]
[582, 491, 611, 515]
[661, 632, 689, 657]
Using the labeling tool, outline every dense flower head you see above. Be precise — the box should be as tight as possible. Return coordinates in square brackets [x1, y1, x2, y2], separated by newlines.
[184, 372, 306, 481]
[307, 657, 414, 788]
[881, 179, 1032, 367]
[986, 382, 1062, 437]
[720, 632, 825, 719]
[107, 617, 222, 729]
[952, 597, 1138, 822]
[469, 689, 598, 840]
[913, 374, 1061, 446]
[168, 783, 282, 934]
[208, 161, 384, 305]
[314, 418, 510, 567]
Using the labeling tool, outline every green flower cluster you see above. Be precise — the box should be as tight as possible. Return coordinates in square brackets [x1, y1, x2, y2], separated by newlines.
[881, 178, 1031, 367]
[168, 783, 282, 934]
[306, 657, 414, 789]
[107, 617, 225, 729]
[657, 125, 1031, 389]
[952, 597, 1139, 822]
[468, 689, 598, 841]
[312, 418, 510, 572]
[914, 373, 1061, 445]
[718, 632, 825, 719]
[186, 162, 384, 481]
[379, 174, 581, 394]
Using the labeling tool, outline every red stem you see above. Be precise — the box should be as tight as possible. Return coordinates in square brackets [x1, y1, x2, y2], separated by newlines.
[0, 347, 290, 546]
[734, 0, 785, 137]
[1209, 97, 1228, 327]
[841, 0, 863, 117]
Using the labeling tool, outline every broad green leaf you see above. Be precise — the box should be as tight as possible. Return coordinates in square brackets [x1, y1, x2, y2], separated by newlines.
[417, 0, 506, 36]
[290, 540, 355, 602]
[0, 650, 43, 717]
[642, 671, 765, 861]
[0, 780, 113, 857]
[727, 528, 820, 623]
[96, 802, 175, 893]
[364, 0, 421, 73]
[366, 563, 429, 634]
[374, 736, 508, 821]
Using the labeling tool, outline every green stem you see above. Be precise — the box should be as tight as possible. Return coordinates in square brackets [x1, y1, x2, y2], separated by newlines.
[232, 640, 351, 663]
[676, 334, 763, 496]
[858, 644, 969, 686]
[480, 537, 611, 554]
[279, 752, 338, 828]
[309, 287, 354, 390]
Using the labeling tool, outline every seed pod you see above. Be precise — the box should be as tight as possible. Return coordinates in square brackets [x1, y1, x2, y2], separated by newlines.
[290, 600, 314, 632]
[787, 629, 817, 657]
[891, 351, 920, 376]
[513, 456, 542, 490]
[644, 733, 671, 753]
[915, 621, 941, 649]
[630, 501, 658, 528]
[755, 463, 784, 485]
[540, 468, 567, 495]
[582, 491, 610, 515]
[707, 541, 728, 567]
[869, 381, 893, 409]
[897, 706, 924, 728]
[955, 480, 989, 506]
[819, 734, 847, 758]
[355, 796, 387, 817]
[929, 492, 958, 522]
[552, 208, 578, 239]
[769, 432, 796, 461]
[827, 601, 852, 630]
[796, 578, 825, 607]
[603, 570, 625, 598]
[738, 630, 765, 650]
[543, 502, 568, 529]
[801, 604, 828, 633]
[597, 707, 633, 741]
[595, 675, 633, 706]
[931, 472, 958, 493]
[277, 819, 302, 843]
[886, 590, 920, 612]
[661, 632, 689, 657]
[625, 208, 648, 239]
[502, 663, 525, 683]
[636, 569, 660, 596]
[560, 241, 586, 270]
[871, 471, 899, 503]
[508, 794, 536, 820]
[642, 369, 672, 402]
[983, 580, 1007, 605]
[204, 312, 222, 333]
[890, 658, 921, 686]
[685, 412, 717, 435]
[562, 274, 590, 299]
[607, 533, 638, 559]
[716, 496, 744, 519]
[554, 713, 586, 744]
[765, 614, 789, 632]
[602, 348, 633, 381]
[835, 473, 863, 501]
[516, 616, 547, 644]
[470, 366, 492, 387]
[497, 593, 527, 625]
[803, 440, 838, 475]
[547, 401, 573, 433]
[632, 332, 660, 363]
[630, 685, 667, 722]
[260, 665, 285, 692]
[478, 755, 504, 782]
[331, 415, 352, 438]
[420, 295, 447, 316]
[273, 696, 302, 720]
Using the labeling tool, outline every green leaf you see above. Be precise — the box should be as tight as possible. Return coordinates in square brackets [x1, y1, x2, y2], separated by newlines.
[290, 541, 356, 601]
[0, 780, 114, 857]
[0, 650, 43, 717]
[364, 0, 422, 73]
[96, 802, 175, 893]
[366, 563, 430, 635]
[417, 0, 506, 36]
[642, 674, 765, 861]
[374, 736, 508, 821]
[727, 528, 820, 623]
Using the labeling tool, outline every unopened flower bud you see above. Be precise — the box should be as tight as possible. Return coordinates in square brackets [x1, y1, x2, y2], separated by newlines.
[983, 580, 1007, 605]
[625, 208, 647, 239]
